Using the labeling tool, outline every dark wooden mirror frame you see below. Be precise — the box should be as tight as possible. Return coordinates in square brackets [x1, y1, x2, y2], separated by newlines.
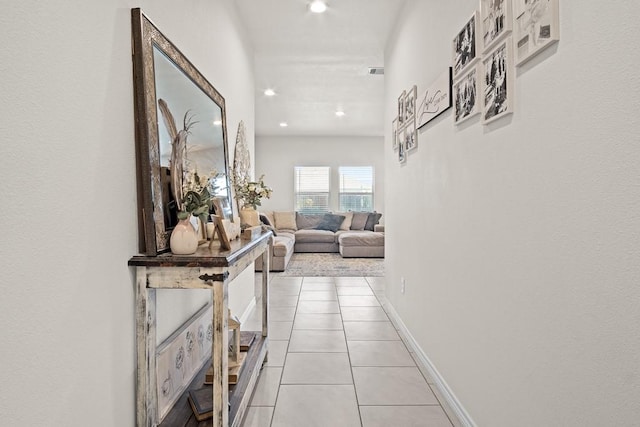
[131, 8, 233, 255]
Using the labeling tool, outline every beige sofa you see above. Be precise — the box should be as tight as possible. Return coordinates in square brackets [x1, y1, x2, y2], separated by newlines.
[255, 211, 384, 272]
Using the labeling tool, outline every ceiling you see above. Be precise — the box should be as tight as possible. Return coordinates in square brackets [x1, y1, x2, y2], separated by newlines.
[234, 0, 406, 137]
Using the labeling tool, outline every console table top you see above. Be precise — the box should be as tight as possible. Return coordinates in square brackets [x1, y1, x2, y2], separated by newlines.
[128, 231, 271, 268]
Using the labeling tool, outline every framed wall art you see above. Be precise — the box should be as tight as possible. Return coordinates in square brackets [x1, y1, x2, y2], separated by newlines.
[482, 38, 514, 124]
[398, 137, 407, 164]
[480, 0, 513, 52]
[514, 0, 559, 65]
[397, 90, 406, 126]
[404, 85, 417, 122]
[405, 115, 417, 152]
[417, 68, 453, 129]
[453, 11, 480, 79]
[454, 65, 480, 125]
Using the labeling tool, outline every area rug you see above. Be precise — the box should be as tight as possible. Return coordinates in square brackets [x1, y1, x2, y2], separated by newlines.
[278, 253, 384, 277]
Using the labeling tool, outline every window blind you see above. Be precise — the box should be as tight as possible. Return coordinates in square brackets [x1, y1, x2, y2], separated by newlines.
[339, 166, 374, 211]
[294, 166, 330, 213]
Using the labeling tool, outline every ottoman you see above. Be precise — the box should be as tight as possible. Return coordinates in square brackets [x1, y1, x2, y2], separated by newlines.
[338, 232, 385, 258]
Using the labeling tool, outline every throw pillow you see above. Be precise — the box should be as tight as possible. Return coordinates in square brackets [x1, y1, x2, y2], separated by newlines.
[296, 212, 324, 230]
[260, 211, 276, 229]
[259, 214, 272, 226]
[273, 211, 298, 231]
[350, 211, 370, 230]
[334, 211, 354, 231]
[364, 212, 382, 231]
[315, 213, 346, 232]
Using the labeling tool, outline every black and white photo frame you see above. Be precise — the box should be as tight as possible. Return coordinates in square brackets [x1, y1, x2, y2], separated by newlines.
[482, 38, 514, 124]
[398, 90, 406, 126]
[513, 0, 559, 65]
[454, 65, 481, 125]
[405, 85, 417, 122]
[453, 11, 480, 79]
[405, 115, 417, 152]
[398, 134, 407, 164]
[480, 0, 513, 52]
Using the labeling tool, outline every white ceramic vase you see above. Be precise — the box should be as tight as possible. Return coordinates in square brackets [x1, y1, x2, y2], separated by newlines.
[170, 217, 199, 255]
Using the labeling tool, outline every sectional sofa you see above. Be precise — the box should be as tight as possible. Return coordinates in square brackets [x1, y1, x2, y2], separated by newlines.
[255, 211, 384, 272]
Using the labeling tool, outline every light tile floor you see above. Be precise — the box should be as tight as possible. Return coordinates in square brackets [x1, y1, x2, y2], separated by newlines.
[241, 275, 461, 427]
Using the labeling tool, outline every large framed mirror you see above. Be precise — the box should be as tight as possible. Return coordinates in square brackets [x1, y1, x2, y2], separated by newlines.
[131, 8, 233, 255]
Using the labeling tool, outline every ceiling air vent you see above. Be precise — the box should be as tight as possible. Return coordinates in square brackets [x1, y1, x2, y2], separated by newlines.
[368, 67, 384, 75]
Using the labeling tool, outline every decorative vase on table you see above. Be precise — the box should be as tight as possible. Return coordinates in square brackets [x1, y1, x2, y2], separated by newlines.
[170, 217, 199, 255]
[239, 206, 261, 228]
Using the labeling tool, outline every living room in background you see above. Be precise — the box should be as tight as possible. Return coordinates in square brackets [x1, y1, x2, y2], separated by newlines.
[339, 166, 374, 211]
[294, 166, 330, 213]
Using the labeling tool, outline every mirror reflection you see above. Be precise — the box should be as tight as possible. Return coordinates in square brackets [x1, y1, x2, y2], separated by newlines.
[153, 46, 229, 229]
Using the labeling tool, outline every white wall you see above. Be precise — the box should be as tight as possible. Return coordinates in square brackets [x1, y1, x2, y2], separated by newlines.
[384, 1, 640, 425]
[255, 136, 385, 215]
[0, 1, 254, 425]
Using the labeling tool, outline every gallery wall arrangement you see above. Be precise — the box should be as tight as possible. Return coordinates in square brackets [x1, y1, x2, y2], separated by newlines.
[393, 0, 559, 162]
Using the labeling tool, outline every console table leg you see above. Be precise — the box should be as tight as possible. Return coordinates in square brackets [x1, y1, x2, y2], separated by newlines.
[212, 280, 229, 427]
[136, 267, 158, 427]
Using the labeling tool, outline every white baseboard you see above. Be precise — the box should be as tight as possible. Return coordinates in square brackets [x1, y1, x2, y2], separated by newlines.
[382, 299, 476, 427]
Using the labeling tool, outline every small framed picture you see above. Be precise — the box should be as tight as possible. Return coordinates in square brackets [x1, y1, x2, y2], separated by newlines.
[392, 118, 399, 150]
[404, 85, 417, 121]
[405, 116, 417, 152]
[480, 0, 513, 52]
[213, 197, 232, 220]
[452, 11, 480, 79]
[482, 38, 514, 124]
[398, 137, 406, 164]
[514, 0, 559, 65]
[454, 64, 481, 125]
[397, 90, 406, 125]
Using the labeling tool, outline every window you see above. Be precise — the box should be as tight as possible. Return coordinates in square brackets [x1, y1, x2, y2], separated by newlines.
[339, 166, 374, 211]
[294, 166, 330, 214]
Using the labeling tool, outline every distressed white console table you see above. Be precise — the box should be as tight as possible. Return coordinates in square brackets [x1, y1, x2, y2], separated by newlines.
[129, 231, 272, 427]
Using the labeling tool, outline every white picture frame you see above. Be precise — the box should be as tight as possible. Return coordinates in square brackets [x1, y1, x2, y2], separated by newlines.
[398, 135, 407, 164]
[454, 64, 481, 125]
[480, 0, 513, 52]
[397, 90, 406, 126]
[514, 0, 559, 65]
[417, 68, 453, 129]
[404, 85, 417, 122]
[405, 115, 417, 152]
[482, 38, 514, 124]
[452, 11, 480, 79]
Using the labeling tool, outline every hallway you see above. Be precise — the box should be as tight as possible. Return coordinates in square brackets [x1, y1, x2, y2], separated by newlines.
[241, 275, 461, 426]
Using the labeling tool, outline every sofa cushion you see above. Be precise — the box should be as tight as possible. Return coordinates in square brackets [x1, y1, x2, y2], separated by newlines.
[296, 212, 324, 230]
[294, 229, 336, 243]
[315, 213, 345, 232]
[274, 211, 297, 231]
[364, 212, 382, 231]
[350, 212, 369, 230]
[339, 232, 384, 247]
[272, 234, 295, 257]
[335, 211, 354, 230]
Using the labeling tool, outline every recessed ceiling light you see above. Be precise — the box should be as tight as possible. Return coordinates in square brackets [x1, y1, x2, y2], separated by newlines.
[309, 0, 327, 13]
[264, 88, 275, 96]
[213, 120, 222, 126]
[335, 110, 345, 117]
[279, 122, 288, 127]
